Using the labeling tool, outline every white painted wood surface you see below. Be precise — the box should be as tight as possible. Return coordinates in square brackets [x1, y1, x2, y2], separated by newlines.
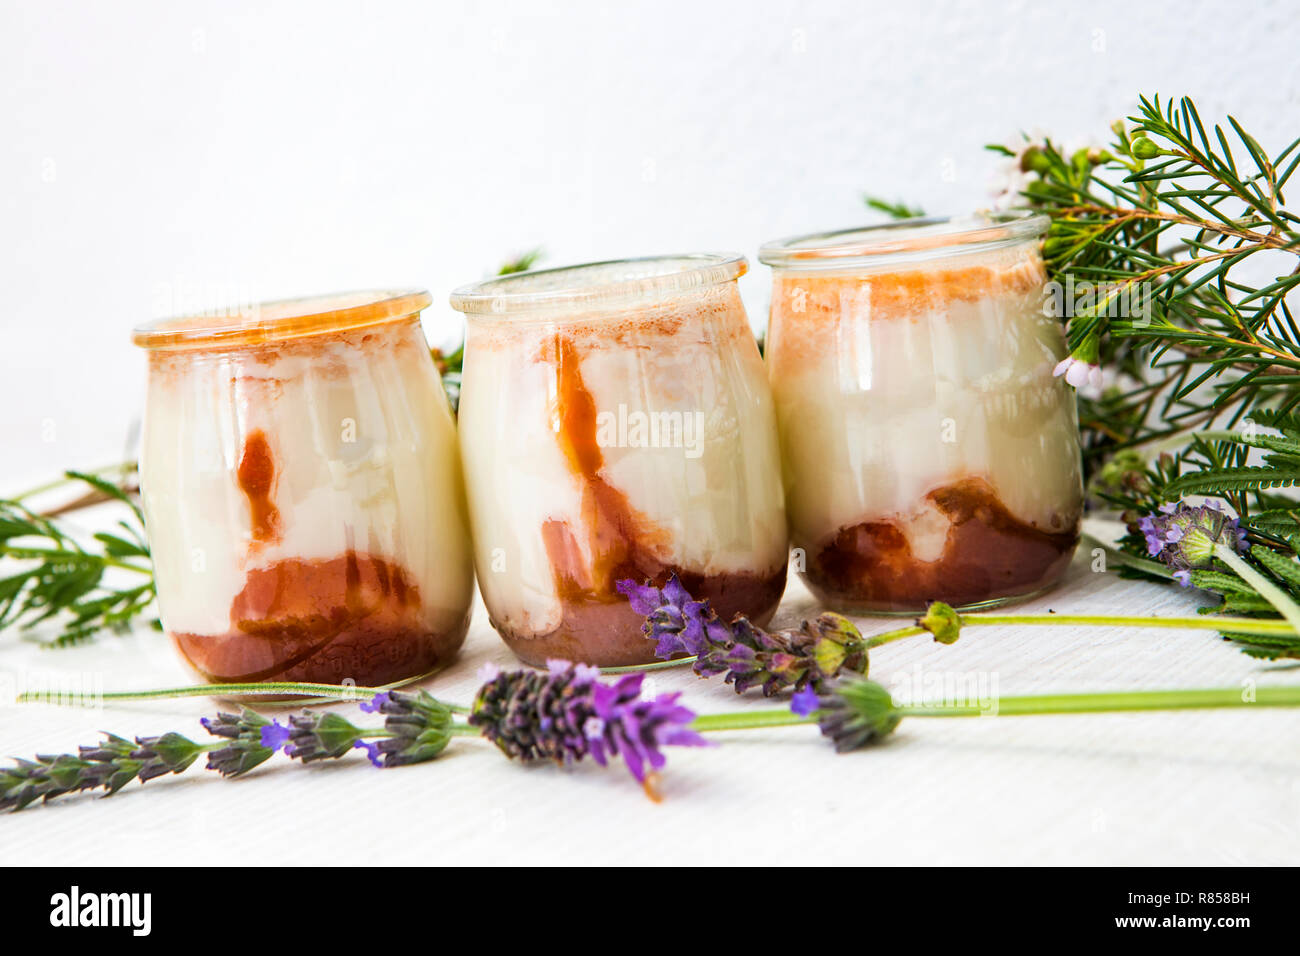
[4, 520, 1298, 865]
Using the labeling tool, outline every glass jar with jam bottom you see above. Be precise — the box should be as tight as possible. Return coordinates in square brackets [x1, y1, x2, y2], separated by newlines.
[760, 214, 1083, 613]
[452, 255, 789, 666]
[132, 290, 476, 687]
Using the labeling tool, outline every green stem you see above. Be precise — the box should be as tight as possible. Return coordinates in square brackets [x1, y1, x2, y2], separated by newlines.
[897, 685, 1300, 717]
[17, 680, 471, 713]
[1082, 534, 1174, 579]
[690, 710, 814, 732]
[10, 462, 136, 502]
[961, 610, 1294, 636]
[1213, 543, 1300, 635]
[865, 625, 925, 648]
[689, 685, 1300, 732]
[600, 658, 697, 674]
[0, 547, 153, 576]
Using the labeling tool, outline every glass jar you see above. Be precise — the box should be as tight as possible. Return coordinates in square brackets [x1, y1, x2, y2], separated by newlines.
[759, 213, 1082, 612]
[132, 290, 475, 686]
[451, 255, 788, 666]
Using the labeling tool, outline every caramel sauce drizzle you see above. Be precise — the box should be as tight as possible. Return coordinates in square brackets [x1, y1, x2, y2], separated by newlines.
[236, 429, 282, 545]
[541, 336, 666, 603]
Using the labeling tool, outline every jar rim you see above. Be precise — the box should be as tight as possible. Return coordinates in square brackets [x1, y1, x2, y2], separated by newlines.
[449, 253, 747, 316]
[757, 211, 1050, 270]
[131, 288, 433, 351]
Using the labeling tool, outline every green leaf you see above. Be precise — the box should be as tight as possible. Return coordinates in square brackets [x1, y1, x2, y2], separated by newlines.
[1250, 545, 1300, 590]
[1164, 465, 1300, 496]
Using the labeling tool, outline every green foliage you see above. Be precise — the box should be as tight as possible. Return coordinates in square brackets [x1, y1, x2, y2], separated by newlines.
[1000, 96, 1300, 488]
[0, 471, 156, 647]
[982, 96, 1300, 654]
[862, 195, 926, 220]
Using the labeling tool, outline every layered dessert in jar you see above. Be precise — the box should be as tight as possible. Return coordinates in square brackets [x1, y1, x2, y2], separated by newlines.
[759, 214, 1082, 612]
[452, 255, 788, 666]
[132, 290, 475, 686]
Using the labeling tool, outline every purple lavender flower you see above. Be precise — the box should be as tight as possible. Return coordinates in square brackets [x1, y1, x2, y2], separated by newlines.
[259, 720, 292, 753]
[353, 739, 383, 767]
[1137, 501, 1248, 585]
[616, 576, 727, 657]
[619, 573, 868, 695]
[790, 687, 821, 717]
[469, 661, 708, 792]
[358, 692, 390, 714]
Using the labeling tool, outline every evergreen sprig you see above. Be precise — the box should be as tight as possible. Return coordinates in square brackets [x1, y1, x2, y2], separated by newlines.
[0, 470, 156, 647]
[973, 95, 1300, 650]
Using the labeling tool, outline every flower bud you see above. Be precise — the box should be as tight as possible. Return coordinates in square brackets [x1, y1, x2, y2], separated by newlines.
[1130, 136, 1160, 160]
[918, 601, 962, 644]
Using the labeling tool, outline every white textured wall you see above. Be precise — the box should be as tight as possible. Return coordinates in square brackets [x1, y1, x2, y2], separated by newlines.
[3, 0, 1298, 488]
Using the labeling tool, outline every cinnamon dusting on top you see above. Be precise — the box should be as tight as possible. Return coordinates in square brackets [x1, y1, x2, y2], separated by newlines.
[768, 247, 1047, 365]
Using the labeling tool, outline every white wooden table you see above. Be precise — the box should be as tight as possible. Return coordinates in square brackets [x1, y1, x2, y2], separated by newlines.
[5, 519, 1298, 866]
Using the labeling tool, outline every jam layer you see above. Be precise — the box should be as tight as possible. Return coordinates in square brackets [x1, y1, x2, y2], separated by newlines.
[493, 564, 788, 667]
[172, 551, 469, 686]
[805, 477, 1077, 612]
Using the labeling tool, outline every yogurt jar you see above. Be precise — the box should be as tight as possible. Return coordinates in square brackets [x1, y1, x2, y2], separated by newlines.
[759, 214, 1082, 612]
[132, 290, 474, 686]
[451, 255, 788, 666]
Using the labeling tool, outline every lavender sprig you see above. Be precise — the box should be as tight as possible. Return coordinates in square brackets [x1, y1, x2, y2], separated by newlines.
[201, 709, 276, 777]
[469, 660, 708, 794]
[12, 673, 1300, 811]
[618, 574, 875, 695]
[0, 731, 202, 810]
[791, 680, 903, 752]
[369, 689, 454, 767]
[2, 666, 708, 810]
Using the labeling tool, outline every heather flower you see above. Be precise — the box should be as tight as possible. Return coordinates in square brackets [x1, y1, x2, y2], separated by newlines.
[469, 661, 708, 789]
[1053, 355, 1103, 390]
[1138, 501, 1247, 585]
[989, 131, 1048, 209]
[202, 710, 276, 777]
[619, 573, 868, 695]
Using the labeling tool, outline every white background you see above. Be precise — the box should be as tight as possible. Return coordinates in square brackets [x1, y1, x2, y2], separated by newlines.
[3, 0, 1298, 491]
